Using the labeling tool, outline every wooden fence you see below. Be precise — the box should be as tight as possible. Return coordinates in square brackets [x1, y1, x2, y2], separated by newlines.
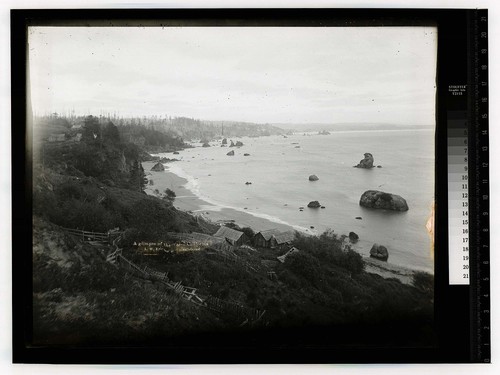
[65, 226, 265, 323]
[205, 296, 266, 322]
[62, 227, 122, 243]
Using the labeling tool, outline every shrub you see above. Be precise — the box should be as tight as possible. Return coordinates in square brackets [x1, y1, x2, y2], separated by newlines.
[285, 251, 323, 285]
[413, 271, 434, 295]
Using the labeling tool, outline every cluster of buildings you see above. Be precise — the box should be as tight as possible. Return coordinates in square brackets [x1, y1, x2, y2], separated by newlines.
[213, 226, 296, 251]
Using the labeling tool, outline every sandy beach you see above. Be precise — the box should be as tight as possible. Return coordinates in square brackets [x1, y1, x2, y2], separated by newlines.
[143, 161, 293, 233]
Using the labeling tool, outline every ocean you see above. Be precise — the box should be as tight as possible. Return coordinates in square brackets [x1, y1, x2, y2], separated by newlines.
[153, 128, 434, 273]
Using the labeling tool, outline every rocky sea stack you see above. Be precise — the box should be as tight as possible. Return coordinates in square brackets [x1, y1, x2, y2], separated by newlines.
[150, 162, 165, 172]
[355, 153, 374, 168]
[370, 244, 389, 261]
[309, 174, 319, 181]
[359, 190, 409, 211]
[307, 201, 321, 208]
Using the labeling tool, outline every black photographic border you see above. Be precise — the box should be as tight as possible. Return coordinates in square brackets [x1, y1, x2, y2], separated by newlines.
[11, 8, 486, 364]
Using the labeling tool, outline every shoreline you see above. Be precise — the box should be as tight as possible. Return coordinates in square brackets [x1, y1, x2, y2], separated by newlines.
[144, 160, 422, 284]
[144, 161, 294, 233]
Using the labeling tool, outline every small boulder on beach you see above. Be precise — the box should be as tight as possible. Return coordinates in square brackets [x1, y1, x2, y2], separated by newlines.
[349, 232, 359, 243]
[355, 216, 362, 220]
[222, 138, 228, 145]
[173, 151, 180, 155]
[307, 201, 321, 208]
[370, 243, 389, 261]
[236, 141, 244, 147]
[245, 182, 252, 185]
[244, 153, 250, 156]
[202, 142, 210, 147]
[150, 162, 165, 171]
[309, 174, 319, 181]
[227, 150, 235, 156]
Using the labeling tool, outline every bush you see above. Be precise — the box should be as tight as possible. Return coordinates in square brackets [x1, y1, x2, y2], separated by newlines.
[285, 251, 323, 285]
[164, 188, 176, 201]
[336, 249, 365, 275]
[413, 271, 434, 295]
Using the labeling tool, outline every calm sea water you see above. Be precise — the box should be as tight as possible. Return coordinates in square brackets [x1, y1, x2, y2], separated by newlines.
[158, 129, 434, 273]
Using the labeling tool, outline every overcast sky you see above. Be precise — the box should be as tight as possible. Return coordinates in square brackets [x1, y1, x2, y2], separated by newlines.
[28, 26, 437, 125]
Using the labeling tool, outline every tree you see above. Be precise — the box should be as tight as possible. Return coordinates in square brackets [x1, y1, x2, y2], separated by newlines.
[83, 116, 100, 142]
[129, 160, 146, 192]
[103, 121, 120, 143]
[163, 188, 176, 201]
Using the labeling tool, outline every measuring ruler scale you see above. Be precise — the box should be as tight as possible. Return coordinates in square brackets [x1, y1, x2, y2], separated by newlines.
[447, 110, 470, 285]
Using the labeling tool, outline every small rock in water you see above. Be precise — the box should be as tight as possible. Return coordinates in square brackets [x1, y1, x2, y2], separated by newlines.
[377, 165, 382, 168]
[226, 150, 235, 156]
[244, 153, 250, 156]
[310, 226, 315, 229]
[245, 182, 252, 185]
[309, 174, 319, 181]
[354, 152, 375, 168]
[355, 216, 362, 220]
[307, 201, 321, 208]
[244, 207, 247, 210]
[299, 206, 304, 210]
[370, 243, 389, 261]
[320, 206, 325, 209]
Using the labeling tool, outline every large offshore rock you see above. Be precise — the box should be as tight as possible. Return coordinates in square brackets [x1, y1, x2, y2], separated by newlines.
[359, 190, 409, 211]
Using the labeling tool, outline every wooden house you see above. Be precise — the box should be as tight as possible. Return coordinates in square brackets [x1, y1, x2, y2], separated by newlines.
[253, 229, 281, 248]
[213, 226, 248, 247]
[274, 231, 295, 250]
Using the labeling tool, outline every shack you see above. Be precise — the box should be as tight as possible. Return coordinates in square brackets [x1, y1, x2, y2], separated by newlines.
[213, 226, 248, 247]
[274, 231, 295, 250]
[253, 229, 281, 248]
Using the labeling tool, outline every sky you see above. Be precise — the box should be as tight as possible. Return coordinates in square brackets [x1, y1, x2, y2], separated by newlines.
[28, 26, 437, 125]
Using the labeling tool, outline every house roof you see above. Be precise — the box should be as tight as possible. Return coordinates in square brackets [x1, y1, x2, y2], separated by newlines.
[274, 231, 295, 244]
[256, 229, 282, 241]
[214, 226, 244, 242]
